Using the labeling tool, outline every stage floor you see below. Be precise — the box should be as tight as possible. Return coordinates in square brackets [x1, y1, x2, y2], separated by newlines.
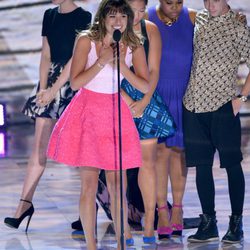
[0, 123, 250, 250]
[0, 1, 250, 249]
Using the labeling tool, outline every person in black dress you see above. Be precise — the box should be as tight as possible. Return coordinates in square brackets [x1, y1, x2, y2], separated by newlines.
[4, 0, 91, 232]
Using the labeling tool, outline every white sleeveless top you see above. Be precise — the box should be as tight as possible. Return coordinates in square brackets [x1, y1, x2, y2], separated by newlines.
[84, 41, 133, 94]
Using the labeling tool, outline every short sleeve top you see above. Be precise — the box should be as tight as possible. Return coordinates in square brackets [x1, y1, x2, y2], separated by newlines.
[41, 7, 91, 62]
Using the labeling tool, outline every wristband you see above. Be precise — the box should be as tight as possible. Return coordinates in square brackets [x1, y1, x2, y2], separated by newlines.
[96, 61, 104, 69]
[237, 94, 247, 102]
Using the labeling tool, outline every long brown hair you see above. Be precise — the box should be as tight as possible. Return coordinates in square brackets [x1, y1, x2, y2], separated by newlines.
[87, 0, 141, 50]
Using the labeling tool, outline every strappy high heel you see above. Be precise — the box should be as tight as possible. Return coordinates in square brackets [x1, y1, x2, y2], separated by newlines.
[171, 204, 184, 237]
[157, 204, 173, 239]
[4, 199, 34, 233]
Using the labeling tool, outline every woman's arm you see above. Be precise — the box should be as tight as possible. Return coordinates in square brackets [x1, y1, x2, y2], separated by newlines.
[142, 21, 161, 102]
[49, 59, 72, 94]
[130, 21, 161, 117]
[120, 45, 149, 94]
[36, 36, 52, 107]
[188, 8, 197, 25]
[36, 57, 73, 107]
[70, 35, 114, 90]
[121, 89, 134, 106]
[39, 36, 51, 90]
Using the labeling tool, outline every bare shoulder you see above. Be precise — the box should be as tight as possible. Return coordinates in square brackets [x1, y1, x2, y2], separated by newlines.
[76, 33, 91, 45]
[74, 33, 91, 54]
[145, 20, 158, 31]
[188, 8, 197, 25]
[145, 20, 160, 36]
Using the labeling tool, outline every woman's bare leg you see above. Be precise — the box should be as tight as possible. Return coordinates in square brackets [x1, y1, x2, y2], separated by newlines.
[138, 138, 157, 237]
[79, 167, 99, 250]
[169, 148, 187, 226]
[155, 143, 171, 228]
[105, 170, 131, 250]
[14, 117, 56, 217]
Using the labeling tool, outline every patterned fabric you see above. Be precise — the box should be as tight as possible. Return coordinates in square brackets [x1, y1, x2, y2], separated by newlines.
[97, 171, 112, 221]
[96, 170, 144, 225]
[23, 7, 91, 120]
[121, 79, 176, 140]
[97, 170, 144, 224]
[22, 62, 76, 119]
[121, 19, 176, 140]
[183, 8, 250, 113]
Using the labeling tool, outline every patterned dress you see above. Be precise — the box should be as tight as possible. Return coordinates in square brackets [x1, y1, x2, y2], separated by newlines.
[148, 6, 194, 148]
[22, 7, 91, 119]
[121, 19, 176, 140]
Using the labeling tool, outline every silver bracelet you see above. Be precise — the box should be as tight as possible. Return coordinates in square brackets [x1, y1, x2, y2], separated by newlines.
[96, 61, 104, 69]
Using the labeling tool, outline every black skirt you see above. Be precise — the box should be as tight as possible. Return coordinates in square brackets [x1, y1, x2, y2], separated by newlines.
[22, 62, 76, 120]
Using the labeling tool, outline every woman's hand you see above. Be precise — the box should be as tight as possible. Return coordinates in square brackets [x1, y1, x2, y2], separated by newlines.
[36, 87, 56, 107]
[231, 98, 242, 116]
[121, 89, 134, 107]
[236, 12, 247, 25]
[99, 44, 115, 66]
[119, 42, 126, 65]
[105, 42, 126, 68]
[129, 98, 149, 118]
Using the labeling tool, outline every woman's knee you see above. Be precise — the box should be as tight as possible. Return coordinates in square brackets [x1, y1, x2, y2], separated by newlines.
[142, 157, 155, 170]
[80, 183, 97, 201]
[80, 173, 98, 196]
[157, 144, 171, 163]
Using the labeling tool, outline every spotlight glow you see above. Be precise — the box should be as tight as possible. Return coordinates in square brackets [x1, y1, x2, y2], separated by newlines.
[0, 132, 6, 157]
[0, 104, 6, 127]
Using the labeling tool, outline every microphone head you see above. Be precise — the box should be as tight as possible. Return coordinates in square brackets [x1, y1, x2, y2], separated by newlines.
[113, 29, 122, 42]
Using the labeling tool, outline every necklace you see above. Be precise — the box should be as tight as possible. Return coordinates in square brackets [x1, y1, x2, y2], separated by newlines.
[134, 29, 141, 35]
[134, 29, 144, 45]
[158, 8, 178, 26]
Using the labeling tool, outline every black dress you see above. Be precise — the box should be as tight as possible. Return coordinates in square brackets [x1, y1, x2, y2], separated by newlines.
[22, 7, 91, 119]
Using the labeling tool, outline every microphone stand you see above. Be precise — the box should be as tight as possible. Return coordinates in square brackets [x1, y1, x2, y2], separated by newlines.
[113, 29, 125, 250]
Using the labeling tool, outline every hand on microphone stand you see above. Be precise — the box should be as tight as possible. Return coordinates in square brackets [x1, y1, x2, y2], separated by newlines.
[118, 43, 126, 64]
[111, 42, 125, 56]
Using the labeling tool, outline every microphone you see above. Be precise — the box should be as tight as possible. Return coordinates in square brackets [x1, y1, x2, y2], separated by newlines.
[113, 28, 124, 250]
[113, 29, 122, 42]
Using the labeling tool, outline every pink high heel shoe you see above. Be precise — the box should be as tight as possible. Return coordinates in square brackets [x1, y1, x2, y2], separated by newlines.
[171, 204, 184, 236]
[157, 204, 173, 240]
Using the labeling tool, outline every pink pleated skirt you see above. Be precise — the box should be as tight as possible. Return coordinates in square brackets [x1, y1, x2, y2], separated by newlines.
[47, 88, 142, 170]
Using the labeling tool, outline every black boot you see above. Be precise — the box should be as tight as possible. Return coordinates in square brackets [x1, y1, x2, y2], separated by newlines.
[222, 215, 243, 243]
[188, 214, 219, 242]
